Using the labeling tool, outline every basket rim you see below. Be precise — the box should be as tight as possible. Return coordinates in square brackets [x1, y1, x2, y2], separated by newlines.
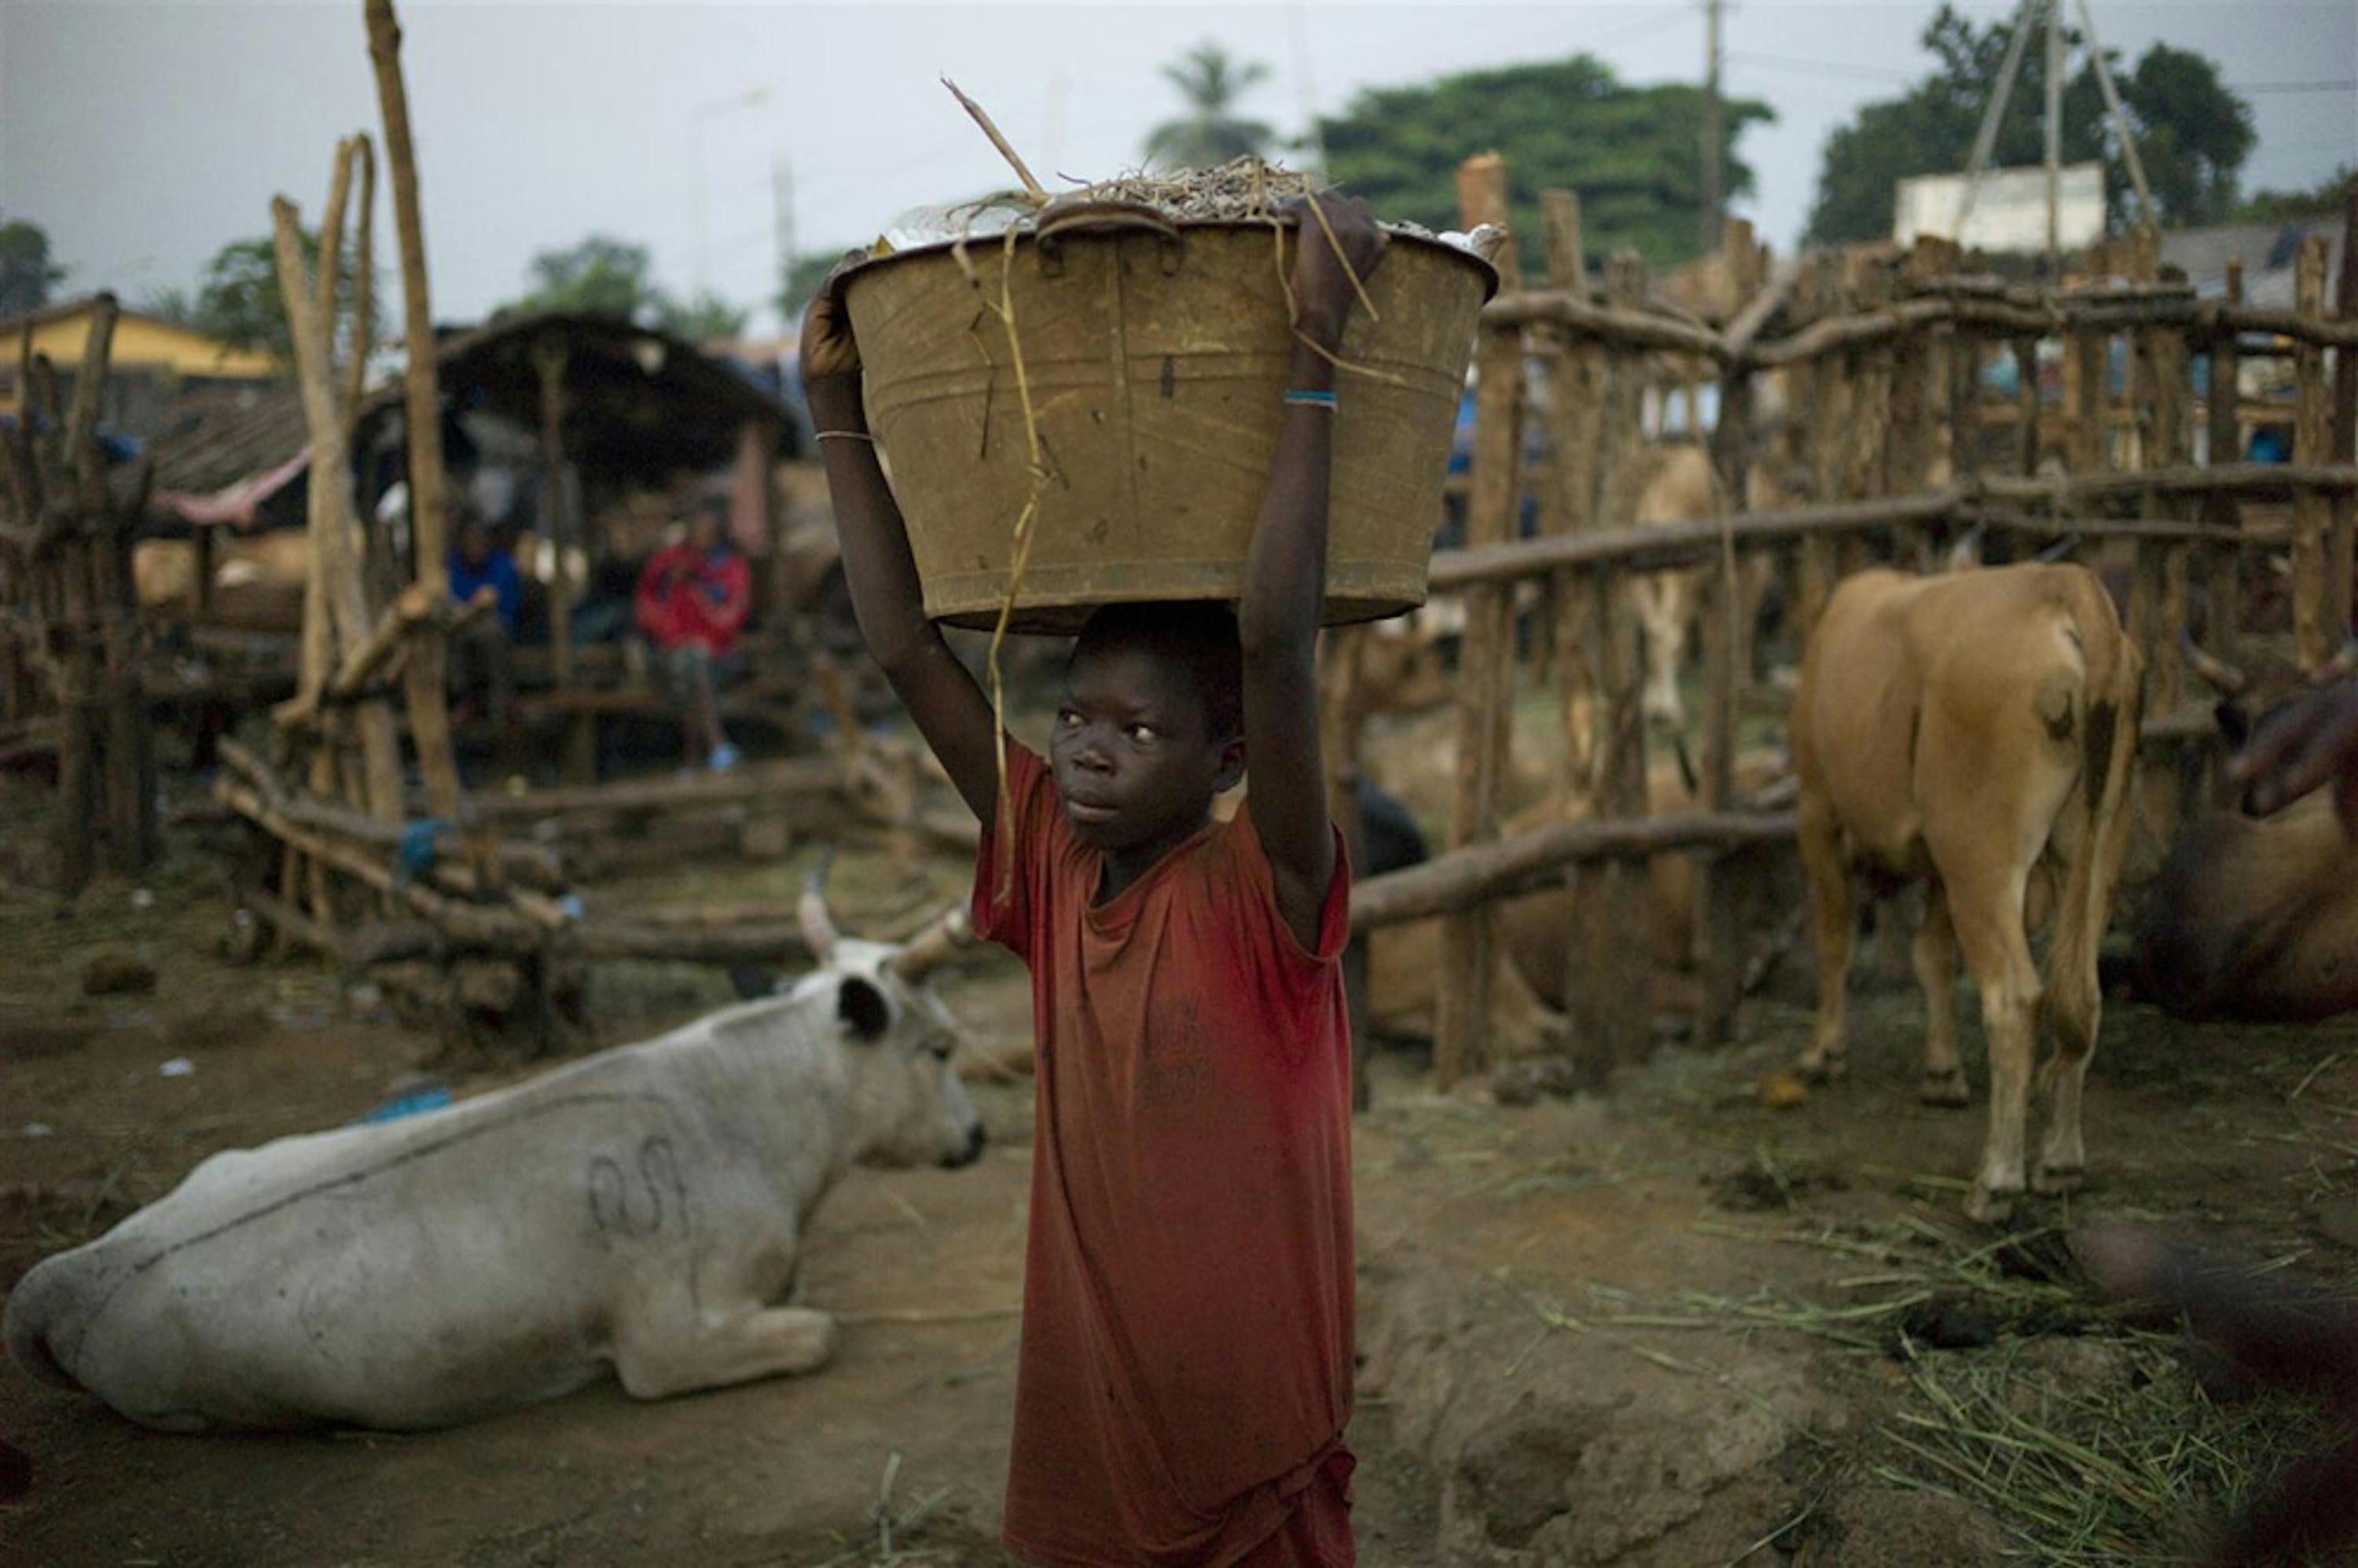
[838, 216, 1500, 304]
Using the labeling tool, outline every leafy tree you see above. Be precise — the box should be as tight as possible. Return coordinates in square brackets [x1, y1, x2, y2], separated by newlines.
[501, 234, 747, 338]
[1805, 6, 2253, 245]
[141, 285, 198, 325]
[2235, 164, 2356, 225]
[1144, 42, 1276, 169]
[658, 289, 749, 342]
[186, 229, 368, 363]
[0, 216, 66, 316]
[2122, 43, 2254, 228]
[1315, 57, 1772, 273]
[509, 235, 660, 321]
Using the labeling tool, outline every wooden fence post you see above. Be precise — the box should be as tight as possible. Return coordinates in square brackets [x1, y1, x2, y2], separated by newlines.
[1891, 240, 1943, 567]
[2204, 255, 2245, 667]
[534, 339, 598, 784]
[2013, 336, 2040, 478]
[1587, 249, 1654, 1072]
[272, 195, 406, 836]
[1690, 218, 1761, 1047]
[1436, 152, 1523, 1091]
[366, 0, 466, 826]
[1540, 189, 1600, 801]
[2066, 315, 2106, 479]
[2333, 185, 2358, 638]
[1838, 252, 1891, 577]
[2127, 229, 2191, 839]
[2293, 235, 2333, 666]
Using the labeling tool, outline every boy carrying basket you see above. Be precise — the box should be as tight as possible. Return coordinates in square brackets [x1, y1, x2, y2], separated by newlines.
[803, 193, 1388, 1567]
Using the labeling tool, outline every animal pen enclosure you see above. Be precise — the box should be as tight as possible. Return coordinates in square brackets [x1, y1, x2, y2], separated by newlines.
[1349, 155, 2358, 1094]
[175, 17, 967, 1038]
[0, 295, 160, 893]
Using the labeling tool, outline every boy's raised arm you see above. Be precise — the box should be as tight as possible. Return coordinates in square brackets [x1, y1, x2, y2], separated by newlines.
[1239, 196, 1388, 948]
[801, 270, 1001, 823]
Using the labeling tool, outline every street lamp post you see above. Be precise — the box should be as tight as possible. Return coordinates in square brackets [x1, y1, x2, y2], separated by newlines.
[691, 85, 771, 297]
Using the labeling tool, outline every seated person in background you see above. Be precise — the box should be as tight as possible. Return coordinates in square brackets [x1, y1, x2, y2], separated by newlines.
[446, 510, 521, 743]
[634, 496, 750, 772]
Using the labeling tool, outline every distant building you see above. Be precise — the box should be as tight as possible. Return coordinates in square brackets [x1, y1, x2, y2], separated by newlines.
[2160, 217, 2347, 307]
[1893, 163, 2108, 255]
[0, 296, 283, 439]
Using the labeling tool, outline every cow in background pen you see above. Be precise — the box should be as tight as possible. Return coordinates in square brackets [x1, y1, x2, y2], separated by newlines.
[2136, 637, 2358, 1021]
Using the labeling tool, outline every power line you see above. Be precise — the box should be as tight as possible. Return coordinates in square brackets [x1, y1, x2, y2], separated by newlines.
[1727, 50, 1912, 84]
[1580, 5, 1696, 57]
[2231, 80, 2358, 94]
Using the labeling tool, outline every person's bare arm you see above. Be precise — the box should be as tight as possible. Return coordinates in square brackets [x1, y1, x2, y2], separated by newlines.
[801, 266, 1000, 821]
[1238, 196, 1388, 947]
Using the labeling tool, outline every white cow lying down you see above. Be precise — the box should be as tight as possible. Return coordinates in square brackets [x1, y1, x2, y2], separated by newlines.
[4, 887, 983, 1433]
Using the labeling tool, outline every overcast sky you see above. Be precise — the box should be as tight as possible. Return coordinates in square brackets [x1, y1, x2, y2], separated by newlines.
[4, 1, 2352, 336]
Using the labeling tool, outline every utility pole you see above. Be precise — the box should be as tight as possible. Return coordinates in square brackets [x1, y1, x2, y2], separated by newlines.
[2043, 0, 2063, 271]
[1288, 2, 1330, 187]
[1700, 0, 1724, 253]
[690, 86, 770, 297]
[772, 151, 796, 325]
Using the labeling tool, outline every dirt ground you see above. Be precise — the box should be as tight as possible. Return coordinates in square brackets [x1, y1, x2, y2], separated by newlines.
[6, 768, 2357, 1567]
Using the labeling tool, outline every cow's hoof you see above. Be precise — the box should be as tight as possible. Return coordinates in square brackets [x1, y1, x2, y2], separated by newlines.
[1965, 1184, 2018, 1225]
[1919, 1068, 1970, 1107]
[1798, 1054, 1846, 1085]
[2032, 1163, 2084, 1196]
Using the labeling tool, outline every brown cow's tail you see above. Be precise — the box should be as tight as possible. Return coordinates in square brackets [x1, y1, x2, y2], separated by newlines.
[2042, 588, 2146, 1062]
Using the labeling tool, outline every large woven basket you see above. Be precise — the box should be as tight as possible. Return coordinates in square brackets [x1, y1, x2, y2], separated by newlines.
[841, 202, 1495, 633]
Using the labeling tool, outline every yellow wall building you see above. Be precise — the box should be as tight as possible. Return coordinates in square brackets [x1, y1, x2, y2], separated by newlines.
[0, 296, 281, 420]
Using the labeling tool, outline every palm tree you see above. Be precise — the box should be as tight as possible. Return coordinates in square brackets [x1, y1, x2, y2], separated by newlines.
[1142, 42, 1276, 170]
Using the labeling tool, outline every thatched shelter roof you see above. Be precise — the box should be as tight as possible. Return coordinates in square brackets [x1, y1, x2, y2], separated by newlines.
[356, 310, 799, 481]
[139, 311, 798, 531]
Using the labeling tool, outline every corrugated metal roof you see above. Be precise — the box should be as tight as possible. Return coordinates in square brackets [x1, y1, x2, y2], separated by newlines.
[129, 310, 801, 530]
[2161, 218, 2346, 308]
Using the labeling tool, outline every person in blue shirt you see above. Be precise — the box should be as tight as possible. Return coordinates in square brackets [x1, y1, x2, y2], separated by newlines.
[446, 510, 521, 747]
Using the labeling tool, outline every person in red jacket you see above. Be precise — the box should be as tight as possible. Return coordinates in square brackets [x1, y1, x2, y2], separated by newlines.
[635, 496, 751, 770]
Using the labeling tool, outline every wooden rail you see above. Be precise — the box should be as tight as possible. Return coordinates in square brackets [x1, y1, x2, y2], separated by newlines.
[1481, 284, 2358, 368]
[1414, 179, 2358, 1097]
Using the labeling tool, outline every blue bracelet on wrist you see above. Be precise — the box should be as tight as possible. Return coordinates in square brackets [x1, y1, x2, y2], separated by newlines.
[1283, 388, 1339, 408]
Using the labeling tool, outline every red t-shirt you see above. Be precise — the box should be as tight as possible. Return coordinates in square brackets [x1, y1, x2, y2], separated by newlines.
[974, 744, 1356, 1568]
[633, 542, 751, 654]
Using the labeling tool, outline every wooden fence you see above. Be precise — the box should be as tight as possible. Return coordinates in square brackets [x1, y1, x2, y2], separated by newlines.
[1360, 160, 2358, 1093]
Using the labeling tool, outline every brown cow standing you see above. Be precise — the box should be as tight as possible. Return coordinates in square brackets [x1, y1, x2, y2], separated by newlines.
[1793, 564, 2143, 1221]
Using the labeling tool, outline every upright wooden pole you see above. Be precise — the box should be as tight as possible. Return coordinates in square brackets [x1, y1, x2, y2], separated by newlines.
[365, 0, 464, 821]
[534, 339, 596, 784]
[1540, 188, 1599, 799]
[2331, 185, 2358, 637]
[2204, 256, 2244, 665]
[1690, 217, 1760, 1047]
[273, 196, 406, 832]
[2013, 336, 2040, 477]
[1792, 255, 1840, 637]
[2125, 232, 2189, 841]
[2292, 236, 2333, 667]
[57, 308, 115, 890]
[1592, 250, 1654, 1073]
[1436, 152, 1522, 1091]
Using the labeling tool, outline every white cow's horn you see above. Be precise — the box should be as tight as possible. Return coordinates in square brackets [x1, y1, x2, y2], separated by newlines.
[2312, 635, 2358, 687]
[891, 905, 975, 985]
[799, 850, 843, 960]
[2180, 630, 2248, 698]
